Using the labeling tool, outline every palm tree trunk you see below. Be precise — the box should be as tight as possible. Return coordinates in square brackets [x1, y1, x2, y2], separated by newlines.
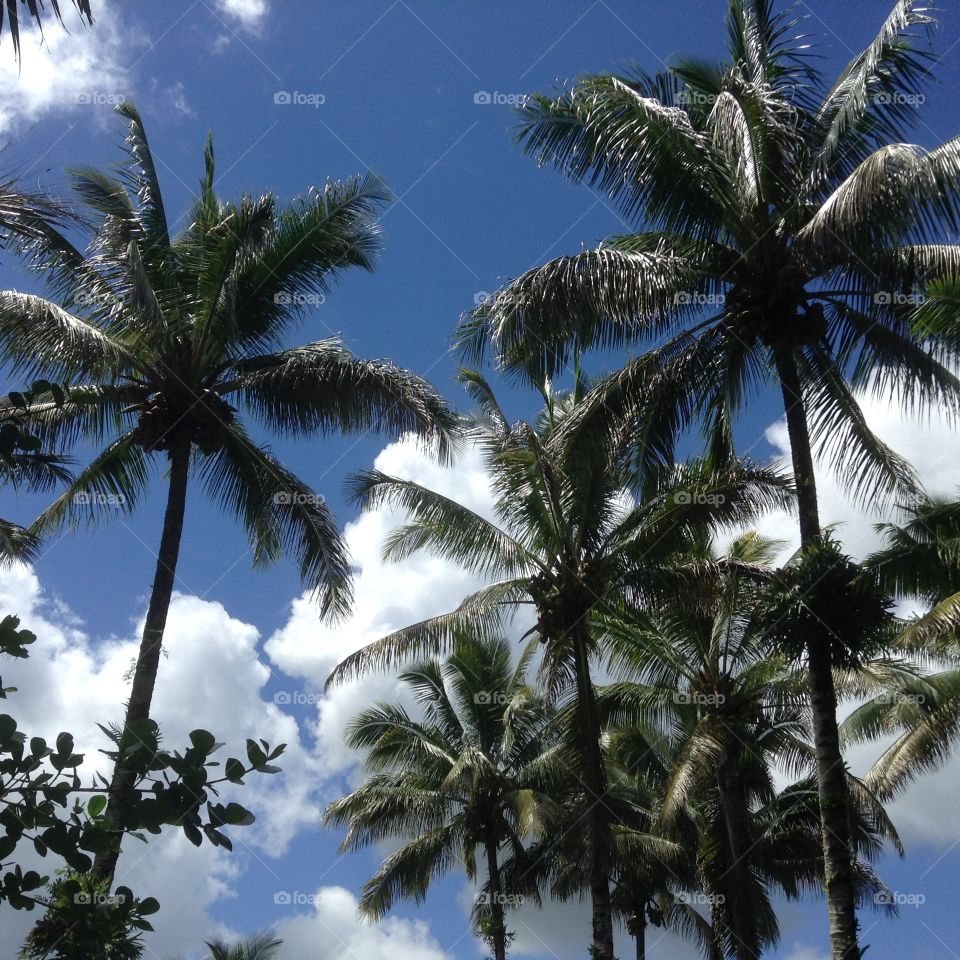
[484, 837, 508, 960]
[775, 349, 860, 960]
[93, 445, 191, 884]
[571, 620, 615, 960]
[717, 745, 759, 960]
[632, 912, 646, 960]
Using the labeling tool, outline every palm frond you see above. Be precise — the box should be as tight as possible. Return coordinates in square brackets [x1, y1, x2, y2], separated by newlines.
[230, 340, 460, 462]
[198, 423, 352, 620]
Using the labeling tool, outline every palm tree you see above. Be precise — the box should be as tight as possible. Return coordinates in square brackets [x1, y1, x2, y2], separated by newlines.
[0, 0, 93, 59]
[457, 4, 960, 954]
[324, 637, 556, 960]
[200, 933, 283, 960]
[0, 415, 71, 560]
[506, 729, 698, 960]
[0, 181, 82, 559]
[598, 535, 902, 960]
[326, 372, 792, 960]
[0, 102, 458, 884]
[840, 494, 960, 799]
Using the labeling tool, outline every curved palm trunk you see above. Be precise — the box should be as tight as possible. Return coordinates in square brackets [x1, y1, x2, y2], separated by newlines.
[93, 446, 190, 883]
[775, 350, 860, 960]
[484, 837, 508, 960]
[571, 621, 615, 960]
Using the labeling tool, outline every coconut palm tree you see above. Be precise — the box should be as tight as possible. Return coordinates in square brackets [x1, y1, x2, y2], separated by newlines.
[505, 728, 699, 960]
[457, 3, 960, 954]
[326, 372, 792, 960]
[0, 0, 92, 59]
[200, 933, 283, 960]
[0, 102, 458, 884]
[0, 181, 83, 558]
[599, 534, 903, 959]
[324, 637, 556, 960]
[840, 493, 960, 800]
[0, 415, 71, 560]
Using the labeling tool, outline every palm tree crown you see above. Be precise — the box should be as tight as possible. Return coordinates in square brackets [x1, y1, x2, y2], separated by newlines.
[325, 637, 556, 960]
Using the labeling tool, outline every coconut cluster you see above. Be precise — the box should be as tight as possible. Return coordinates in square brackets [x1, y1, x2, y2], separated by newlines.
[131, 389, 235, 454]
[529, 558, 603, 644]
[724, 262, 826, 349]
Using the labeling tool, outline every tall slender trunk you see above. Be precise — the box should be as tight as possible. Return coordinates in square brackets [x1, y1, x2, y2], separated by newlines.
[632, 912, 646, 960]
[717, 742, 760, 960]
[93, 446, 190, 884]
[484, 837, 508, 960]
[571, 621, 615, 960]
[775, 349, 860, 960]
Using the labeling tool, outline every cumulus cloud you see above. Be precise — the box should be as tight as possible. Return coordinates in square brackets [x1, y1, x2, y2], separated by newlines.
[0, 0, 134, 138]
[748, 389, 960, 562]
[265, 435, 502, 784]
[782, 946, 830, 960]
[274, 887, 448, 960]
[215, 0, 269, 29]
[743, 389, 960, 849]
[0, 565, 322, 957]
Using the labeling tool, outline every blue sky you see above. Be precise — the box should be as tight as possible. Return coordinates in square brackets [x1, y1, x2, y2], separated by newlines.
[1, 2, 960, 959]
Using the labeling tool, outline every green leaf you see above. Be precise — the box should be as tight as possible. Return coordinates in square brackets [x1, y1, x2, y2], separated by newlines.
[87, 795, 107, 818]
[138, 896, 160, 916]
[189, 728, 217, 755]
[224, 758, 245, 783]
[245, 739, 267, 767]
[223, 803, 256, 827]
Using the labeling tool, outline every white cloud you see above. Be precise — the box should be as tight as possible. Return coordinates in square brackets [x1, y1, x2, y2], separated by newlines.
[166, 80, 195, 117]
[746, 389, 960, 848]
[0, 0, 134, 138]
[266, 436, 502, 783]
[0, 567, 322, 957]
[215, 0, 269, 29]
[782, 946, 829, 960]
[748, 389, 960, 563]
[274, 887, 449, 960]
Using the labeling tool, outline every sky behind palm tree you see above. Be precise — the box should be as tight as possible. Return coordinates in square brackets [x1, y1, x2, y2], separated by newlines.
[1, 3, 959, 959]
